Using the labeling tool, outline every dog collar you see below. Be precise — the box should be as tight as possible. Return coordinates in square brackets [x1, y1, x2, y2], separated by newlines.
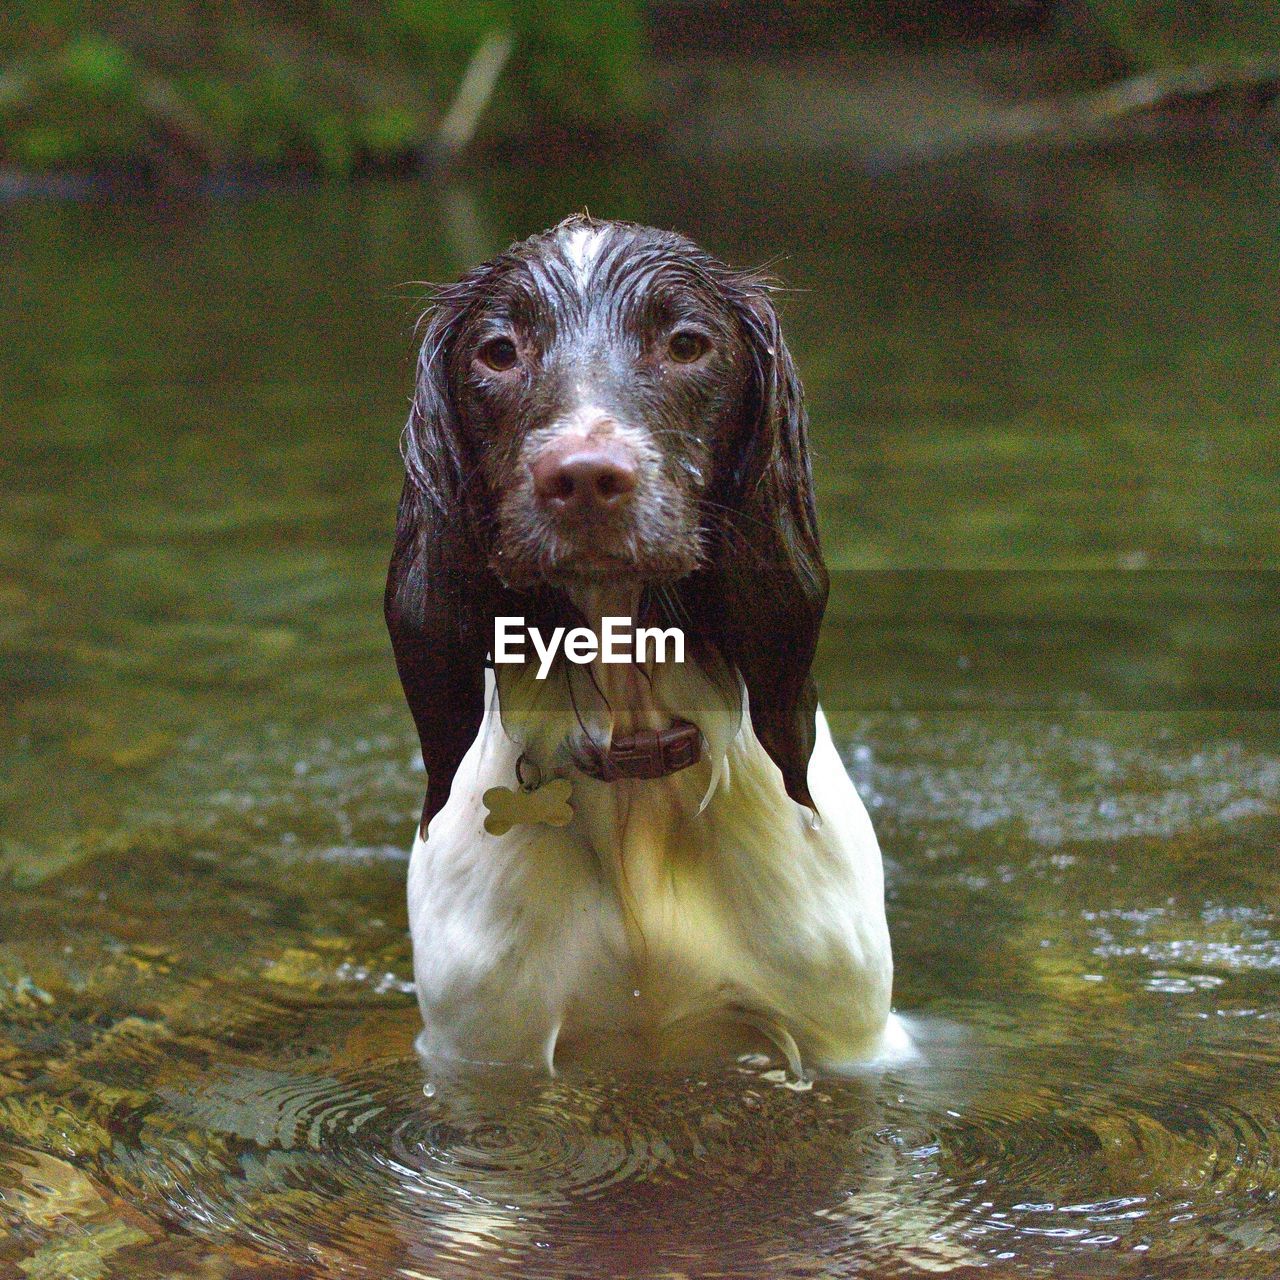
[575, 720, 703, 782]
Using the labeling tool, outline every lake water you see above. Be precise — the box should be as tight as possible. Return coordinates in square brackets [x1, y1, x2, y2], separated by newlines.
[2, 142, 1278, 1277]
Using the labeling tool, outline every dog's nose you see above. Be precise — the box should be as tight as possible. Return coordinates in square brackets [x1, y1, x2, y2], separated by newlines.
[531, 435, 637, 516]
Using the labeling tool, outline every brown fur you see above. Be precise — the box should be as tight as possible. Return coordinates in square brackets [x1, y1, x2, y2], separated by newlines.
[386, 214, 829, 826]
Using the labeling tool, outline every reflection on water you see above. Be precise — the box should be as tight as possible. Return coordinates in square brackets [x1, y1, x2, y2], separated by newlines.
[1, 141, 1279, 1276]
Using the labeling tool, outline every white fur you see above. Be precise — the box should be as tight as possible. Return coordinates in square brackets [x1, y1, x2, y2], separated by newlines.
[407, 641, 895, 1074]
[561, 224, 605, 284]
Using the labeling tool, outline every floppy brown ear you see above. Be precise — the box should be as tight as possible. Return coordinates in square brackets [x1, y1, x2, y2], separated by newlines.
[685, 279, 829, 810]
[385, 295, 509, 833]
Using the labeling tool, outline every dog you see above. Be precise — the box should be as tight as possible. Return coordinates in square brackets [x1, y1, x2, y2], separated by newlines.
[386, 214, 900, 1073]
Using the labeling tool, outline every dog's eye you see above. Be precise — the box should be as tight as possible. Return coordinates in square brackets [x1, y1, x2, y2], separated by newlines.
[478, 337, 519, 372]
[667, 330, 709, 364]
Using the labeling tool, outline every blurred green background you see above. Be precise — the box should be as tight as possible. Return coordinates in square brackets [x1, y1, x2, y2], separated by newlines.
[2, 1, 1278, 180]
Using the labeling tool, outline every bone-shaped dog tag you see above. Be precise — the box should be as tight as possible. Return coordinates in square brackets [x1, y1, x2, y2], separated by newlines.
[483, 777, 574, 836]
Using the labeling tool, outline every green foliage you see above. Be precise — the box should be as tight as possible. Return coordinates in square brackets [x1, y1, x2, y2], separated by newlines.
[1083, 1, 1280, 70]
[0, 0, 647, 176]
[507, 0, 646, 130]
[5, 33, 148, 166]
[388, 0, 647, 133]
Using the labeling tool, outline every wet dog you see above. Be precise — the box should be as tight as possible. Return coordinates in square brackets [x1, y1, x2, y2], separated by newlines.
[386, 215, 898, 1072]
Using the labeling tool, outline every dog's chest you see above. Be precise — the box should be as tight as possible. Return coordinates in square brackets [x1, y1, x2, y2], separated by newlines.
[410, 758, 787, 1063]
[570, 771, 752, 991]
[408, 662, 891, 1067]
[547, 774, 742, 935]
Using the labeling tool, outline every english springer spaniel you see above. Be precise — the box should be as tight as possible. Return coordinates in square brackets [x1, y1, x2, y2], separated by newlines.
[386, 215, 901, 1074]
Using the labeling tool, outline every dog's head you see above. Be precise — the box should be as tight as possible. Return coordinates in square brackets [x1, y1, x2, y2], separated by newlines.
[388, 215, 828, 822]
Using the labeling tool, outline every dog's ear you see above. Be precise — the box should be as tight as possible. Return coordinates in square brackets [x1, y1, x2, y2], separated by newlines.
[688, 277, 829, 810]
[386, 291, 504, 834]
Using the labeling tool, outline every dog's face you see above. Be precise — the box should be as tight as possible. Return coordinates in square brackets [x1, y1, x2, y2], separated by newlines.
[436, 222, 758, 590]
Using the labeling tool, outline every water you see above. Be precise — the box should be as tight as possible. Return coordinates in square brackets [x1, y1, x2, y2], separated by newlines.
[1, 142, 1278, 1277]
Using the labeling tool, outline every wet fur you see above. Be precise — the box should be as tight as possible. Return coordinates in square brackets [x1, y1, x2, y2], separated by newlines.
[386, 215, 826, 825]
[387, 215, 896, 1070]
